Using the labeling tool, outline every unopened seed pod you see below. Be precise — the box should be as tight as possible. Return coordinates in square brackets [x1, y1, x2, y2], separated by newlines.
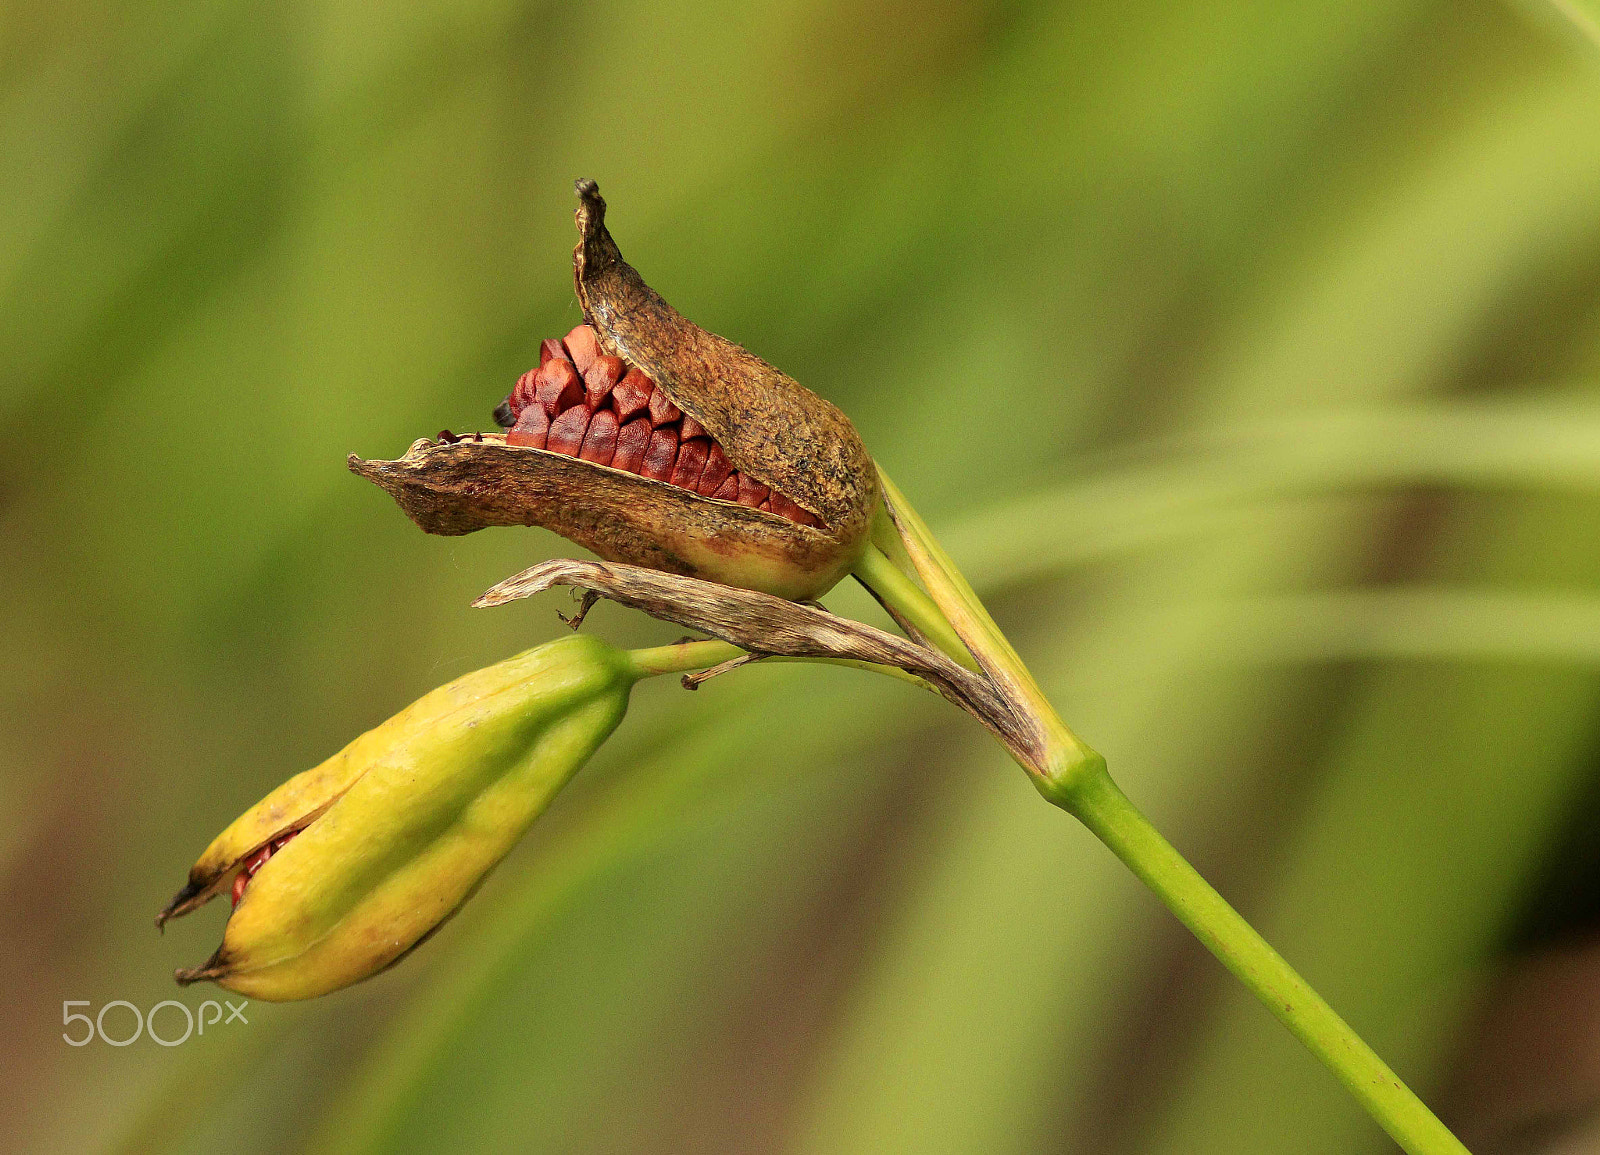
[350, 180, 877, 601]
[157, 634, 636, 1001]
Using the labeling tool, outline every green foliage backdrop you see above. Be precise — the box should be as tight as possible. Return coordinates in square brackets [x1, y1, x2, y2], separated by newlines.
[6, 1, 1600, 1151]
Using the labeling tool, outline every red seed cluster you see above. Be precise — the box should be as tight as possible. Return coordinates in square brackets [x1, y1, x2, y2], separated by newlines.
[231, 831, 300, 907]
[496, 325, 821, 527]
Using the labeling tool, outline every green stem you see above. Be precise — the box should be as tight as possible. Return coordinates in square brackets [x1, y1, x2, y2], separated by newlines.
[872, 471, 1101, 785]
[1056, 765, 1468, 1155]
[626, 639, 745, 678]
[859, 467, 1472, 1154]
[626, 638, 938, 694]
[852, 542, 979, 670]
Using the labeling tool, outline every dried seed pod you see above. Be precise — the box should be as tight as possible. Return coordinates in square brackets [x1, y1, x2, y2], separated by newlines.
[350, 180, 877, 601]
[571, 180, 873, 534]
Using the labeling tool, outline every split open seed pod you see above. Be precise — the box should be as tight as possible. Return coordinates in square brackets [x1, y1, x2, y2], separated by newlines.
[350, 180, 877, 602]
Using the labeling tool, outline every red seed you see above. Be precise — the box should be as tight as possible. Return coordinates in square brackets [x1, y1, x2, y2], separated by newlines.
[230, 832, 296, 908]
[770, 494, 805, 523]
[679, 415, 706, 441]
[539, 338, 570, 366]
[535, 359, 584, 418]
[641, 427, 679, 481]
[758, 498, 772, 511]
[506, 404, 549, 449]
[511, 367, 539, 411]
[579, 408, 619, 466]
[697, 443, 732, 495]
[613, 418, 651, 473]
[712, 474, 740, 502]
[547, 405, 591, 456]
[611, 369, 653, 422]
[736, 475, 769, 507]
[670, 438, 709, 490]
[564, 324, 600, 374]
[647, 386, 681, 426]
[584, 355, 625, 409]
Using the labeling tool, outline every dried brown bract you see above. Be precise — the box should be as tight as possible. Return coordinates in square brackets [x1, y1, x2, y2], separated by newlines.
[475, 558, 1045, 768]
[350, 180, 877, 601]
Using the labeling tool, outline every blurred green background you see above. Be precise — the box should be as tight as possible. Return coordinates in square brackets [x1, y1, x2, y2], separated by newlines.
[7, 1, 1600, 1151]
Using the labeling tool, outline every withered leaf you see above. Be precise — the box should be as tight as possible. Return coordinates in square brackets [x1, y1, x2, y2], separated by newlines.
[474, 557, 1045, 766]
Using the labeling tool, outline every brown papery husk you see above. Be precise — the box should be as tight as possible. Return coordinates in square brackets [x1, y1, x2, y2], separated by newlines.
[349, 435, 861, 602]
[572, 179, 876, 545]
[475, 558, 1044, 768]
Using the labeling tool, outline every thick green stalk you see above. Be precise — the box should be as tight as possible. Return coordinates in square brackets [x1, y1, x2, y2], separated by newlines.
[873, 470, 1102, 789]
[860, 469, 1472, 1155]
[1053, 766, 1469, 1155]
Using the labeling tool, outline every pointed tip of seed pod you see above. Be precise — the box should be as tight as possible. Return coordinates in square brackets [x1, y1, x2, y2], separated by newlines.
[156, 880, 207, 929]
[574, 180, 606, 236]
[349, 452, 398, 494]
[174, 947, 230, 987]
[573, 182, 627, 325]
[348, 450, 407, 485]
[574, 180, 608, 241]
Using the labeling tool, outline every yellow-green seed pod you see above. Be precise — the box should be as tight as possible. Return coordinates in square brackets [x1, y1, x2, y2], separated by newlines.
[158, 634, 637, 1001]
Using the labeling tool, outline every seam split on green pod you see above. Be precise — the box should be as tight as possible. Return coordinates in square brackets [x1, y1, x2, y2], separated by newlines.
[349, 179, 877, 602]
[157, 634, 637, 1001]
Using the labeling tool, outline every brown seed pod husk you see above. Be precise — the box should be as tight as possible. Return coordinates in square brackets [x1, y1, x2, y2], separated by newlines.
[349, 434, 862, 601]
[572, 179, 875, 543]
[350, 180, 879, 601]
